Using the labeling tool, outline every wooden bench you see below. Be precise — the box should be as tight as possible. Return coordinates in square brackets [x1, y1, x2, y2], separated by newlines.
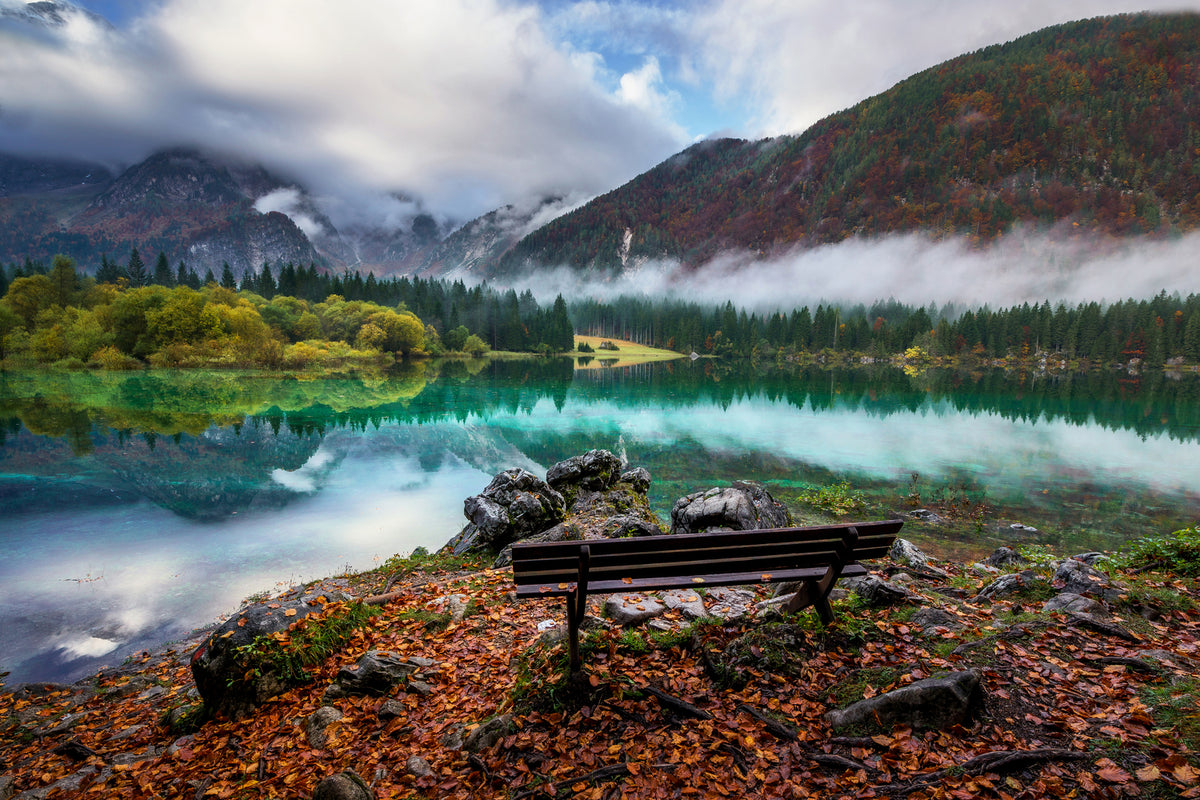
[511, 519, 903, 672]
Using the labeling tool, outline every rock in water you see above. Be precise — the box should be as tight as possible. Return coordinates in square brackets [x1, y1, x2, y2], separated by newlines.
[546, 449, 624, 505]
[444, 468, 566, 554]
[670, 481, 792, 534]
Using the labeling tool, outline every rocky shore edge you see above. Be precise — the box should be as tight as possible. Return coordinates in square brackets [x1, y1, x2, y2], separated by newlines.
[3, 451, 1199, 799]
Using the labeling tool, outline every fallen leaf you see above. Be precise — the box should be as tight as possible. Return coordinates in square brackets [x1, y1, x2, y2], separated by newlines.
[761, 574, 773, 581]
[283, 608, 297, 617]
[1136, 765, 1162, 782]
[622, 577, 634, 585]
[692, 578, 705, 584]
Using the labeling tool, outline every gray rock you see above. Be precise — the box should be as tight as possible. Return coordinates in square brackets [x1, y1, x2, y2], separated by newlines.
[670, 481, 791, 535]
[331, 651, 430, 697]
[889, 539, 931, 569]
[983, 546, 1028, 570]
[706, 587, 757, 621]
[1054, 558, 1122, 601]
[619, 467, 651, 494]
[464, 714, 512, 753]
[600, 515, 663, 538]
[661, 589, 707, 619]
[826, 670, 981, 732]
[547, 450, 624, 504]
[971, 562, 1001, 576]
[0, 776, 13, 800]
[1042, 592, 1104, 615]
[911, 607, 964, 633]
[306, 706, 343, 749]
[1070, 552, 1112, 567]
[190, 598, 332, 718]
[647, 618, 683, 633]
[312, 770, 373, 800]
[908, 509, 944, 523]
[1009, 522, 1039, 535]
[974, 572, 1043, 602]
[13, 767, 98, 800]
[440, 723, 466, 750]
[446, 469, 566, 555]
[378, 699, 405, 720]
[537, 615, 606, 646]
[842, 575, 922, 607]
[406, 756, 435, 779]
[445, 594, 470, 622]
[605, 594, 667, 626]
[406, 680, 435, 697]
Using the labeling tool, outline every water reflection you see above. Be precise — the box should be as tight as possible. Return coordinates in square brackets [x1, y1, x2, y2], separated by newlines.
[2, 359, 1200, 684]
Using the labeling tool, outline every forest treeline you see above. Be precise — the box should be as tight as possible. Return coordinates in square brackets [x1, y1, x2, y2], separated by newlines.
[571, 291, 1200, 367]
[0, 252, 574, 369]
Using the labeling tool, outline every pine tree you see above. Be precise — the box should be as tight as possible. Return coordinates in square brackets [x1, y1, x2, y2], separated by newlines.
[220, 262, 237, 289]
[126, 248, 147, 287]
[95, 253, 122, 285]
[153, 252, 174, 286]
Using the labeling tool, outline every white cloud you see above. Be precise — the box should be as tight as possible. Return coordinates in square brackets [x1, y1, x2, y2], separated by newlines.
[0, 0, 686, 219]
[254, 188, 324, 240]
[504, 229, 1200, 311]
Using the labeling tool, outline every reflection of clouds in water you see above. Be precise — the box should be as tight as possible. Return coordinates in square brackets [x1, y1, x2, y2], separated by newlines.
[1, 443, 488, 683]
[499, 397, 1200, 495]
[271, 445, 336, 492]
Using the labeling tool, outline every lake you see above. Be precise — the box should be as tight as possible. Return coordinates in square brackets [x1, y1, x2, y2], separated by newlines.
[2, 359, 1199, 685]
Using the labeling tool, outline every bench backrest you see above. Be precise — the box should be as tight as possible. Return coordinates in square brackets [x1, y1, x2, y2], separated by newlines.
[511, 519, 903, 597]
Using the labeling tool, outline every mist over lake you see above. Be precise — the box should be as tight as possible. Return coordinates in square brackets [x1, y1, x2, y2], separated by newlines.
[3, 359, 1200, 685]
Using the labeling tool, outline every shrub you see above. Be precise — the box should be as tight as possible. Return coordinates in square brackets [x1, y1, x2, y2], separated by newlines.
[1115, 525, 1200, 576]
[90, 345, 143, 370]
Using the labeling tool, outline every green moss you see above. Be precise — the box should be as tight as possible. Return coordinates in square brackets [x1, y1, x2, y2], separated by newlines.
[824, 667, 903, 707]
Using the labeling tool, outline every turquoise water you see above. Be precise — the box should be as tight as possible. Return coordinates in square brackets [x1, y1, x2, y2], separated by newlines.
[2, 360, 1199, 684]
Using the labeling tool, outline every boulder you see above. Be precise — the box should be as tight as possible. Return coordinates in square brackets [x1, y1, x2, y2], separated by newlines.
[662, 589, 707, 620]
[706, 587, 757, 620]
[464, 715, 512, 753]
[605, 595, 667, 626]
[326, 651, 436, 698]
[190, 596, 336, 718]
[982, 546, 1028, 570]
[1053, 558, 1122, 601]
[825, 670, 981, 732]
[546, 450, 624, 505]
[889, 539, 949, 578]
[670, 481, 791, 535]
[973, 572, 1043, 602]
[841, 575, 922, 607]
[305, 706, 343, 749]
[312, 770, 372, 800]
[911, 607, 964, 633]
[620, 467, 651, 494]
[445, 469, 566, 555]
[1042, 592, 1104, 615]
[406, 756, 435, 779]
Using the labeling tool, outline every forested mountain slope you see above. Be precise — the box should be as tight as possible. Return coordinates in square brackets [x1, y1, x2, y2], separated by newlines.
[494, 13, 1200, 275]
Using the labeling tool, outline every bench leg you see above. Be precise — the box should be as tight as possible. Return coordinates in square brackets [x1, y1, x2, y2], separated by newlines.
[567, 545, 591, 675]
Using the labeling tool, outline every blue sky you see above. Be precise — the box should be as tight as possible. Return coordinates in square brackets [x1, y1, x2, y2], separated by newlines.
[5, 0, 1200, 224]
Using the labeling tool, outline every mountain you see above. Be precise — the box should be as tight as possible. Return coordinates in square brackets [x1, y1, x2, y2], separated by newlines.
[416, 196, 574, 277]
[0, 148, 329, 273]
[488, 12, 1200, 276]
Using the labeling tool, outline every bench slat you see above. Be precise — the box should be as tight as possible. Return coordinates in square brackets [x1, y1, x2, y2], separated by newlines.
[513, 539, 849, 583]
[510, 520, 902, 561]
[516, 562, 869, 598]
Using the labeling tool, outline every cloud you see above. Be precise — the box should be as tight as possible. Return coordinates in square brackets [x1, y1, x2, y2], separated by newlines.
[691, 0, 1200, 136]
[504, 230, 1200, 312]
[0, 0, 686, 220]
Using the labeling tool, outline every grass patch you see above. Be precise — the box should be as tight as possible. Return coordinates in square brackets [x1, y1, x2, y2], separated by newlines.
[233, 601, 377, 685]
[509, 632, 606, 715]
[1140, 677, 1200, 752]
[396, 608, 453, 632]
